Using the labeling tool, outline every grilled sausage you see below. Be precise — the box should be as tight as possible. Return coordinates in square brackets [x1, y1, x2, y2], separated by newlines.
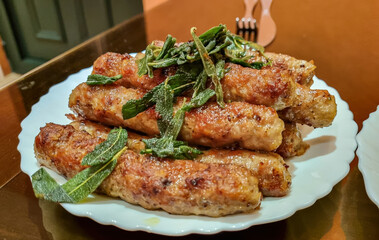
[265, 52, 316, 86]
[275, 123, 309, 158]
[92, 52, 297, 110]
[91, 52, 336, 127]
[278, 84, 337, 128]
[35, 122, 264, 217]
[69, 83, 285, 151]
[69, 119, 291, 197]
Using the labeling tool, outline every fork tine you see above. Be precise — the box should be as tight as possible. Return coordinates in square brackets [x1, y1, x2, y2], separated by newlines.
[247, 19, 252, 41]
[242, 21, 247, 39]
[251, 20, 257, 42]
[236, 17, 241, 35]
[236, 17, 257, 41]
[242, 18, 248, 39]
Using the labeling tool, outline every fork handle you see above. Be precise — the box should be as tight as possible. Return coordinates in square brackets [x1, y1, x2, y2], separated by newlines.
[260, 0, 273, 15]
[243, 0, 258, 19]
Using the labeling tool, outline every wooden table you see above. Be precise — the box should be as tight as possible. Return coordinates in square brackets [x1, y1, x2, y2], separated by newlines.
[1, 0, 378, 238]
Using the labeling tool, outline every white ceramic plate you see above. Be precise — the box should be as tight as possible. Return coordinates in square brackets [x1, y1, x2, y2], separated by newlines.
[18, 66, 357, 236]
[357, 106, 379, 208]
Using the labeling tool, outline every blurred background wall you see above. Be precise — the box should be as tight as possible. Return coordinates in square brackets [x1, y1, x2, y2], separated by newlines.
[0, 0, 143, 74]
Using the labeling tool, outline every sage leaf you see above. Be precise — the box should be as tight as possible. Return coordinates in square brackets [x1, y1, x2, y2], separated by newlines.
[164, 107, 186, 140]
[166, 89, 215, 138]
[145, 46, 155, 78]
[31, 147, 127, 203]
[208, 41, 231, 55]
[82, 127, 128, 166]
[137, 53, 148, 76]
[224, 33, 271, 69]
[142, 137, 202, 160]
[61, 148, 125, 202]
[32, 168, 75, 203]
[191, 27, 225, 108]
[32, 128, 128, 203]
[229, 58, 266, 69]
[137, 45, 156, 77]
[141, 88, 214, 160]
[122, 64, 202, 119]
[185, 88, 216, 111]
[142, 137, 174, 158]
[148, 58, 178, 68]
[215, 59, 226, 80]
[173, 144, 202, 159]
[122, 90, 155, 119]
[86, 74, 122, 85]
[198, 25, 225, 43]
[156, 35, 176, 60]
[192, 70, 207, 98]
[154, 83, 174, 134]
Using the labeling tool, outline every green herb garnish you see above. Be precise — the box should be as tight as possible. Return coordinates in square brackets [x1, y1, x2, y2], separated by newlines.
[141, 86, 215, 159]
[121, 25, 271, 159]
[88, 25, 270, 160]
[191, 27, 225, 108]
[82, 127, 128, 166]
[86, 74, 122, 85]
[136, 25, 269, 71]
[122, 63, 203, 119]
[32, 127, 128, 203]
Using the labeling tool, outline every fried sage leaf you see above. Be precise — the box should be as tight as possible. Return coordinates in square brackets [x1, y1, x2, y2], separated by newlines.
[122, 63, 202, 119]
[122, 90, 156, 120]
[165, 88, 216, 139]
[142, 88, 215, 159]
[141, 137, 202, 159]
[31, 147, 126, 203]
[86, 74, 122, 85]
[31, 128, 128, 203]
[61, 148, 125, 202]
[32, 168, 75, 203]
[224, 34, 271, 69]
[154, 82, 174, 134]
[32, 147, 126, 203]
[82, 127, 128, 166]
[156, 34, 176, 60]
[191, 27, 225, 108]
[192, 69, 207, 98]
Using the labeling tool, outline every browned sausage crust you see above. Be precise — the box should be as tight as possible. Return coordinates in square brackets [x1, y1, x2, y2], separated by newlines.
[69, 83, 285, 151]
[69, 115, 306, 160]
[222, 62, 296, 110]
[265, 52, 316, 86]
[92, 52, 174, 90]
[278, 84, 337, 128]
[69, 119, 292, 197]
[275, 123, 310, 158]
[35, 123, 262, 217]
[197, 150, 291, 197]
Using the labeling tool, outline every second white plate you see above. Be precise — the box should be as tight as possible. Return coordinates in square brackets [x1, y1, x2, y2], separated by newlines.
[357, 106, 379, 208]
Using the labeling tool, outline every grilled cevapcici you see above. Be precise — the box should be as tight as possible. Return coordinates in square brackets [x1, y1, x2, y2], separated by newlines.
[92, 52, 336, 127]
[34, 120, 290, 216]
[69, 83, 285, 152]
[69, 119, 291, 197]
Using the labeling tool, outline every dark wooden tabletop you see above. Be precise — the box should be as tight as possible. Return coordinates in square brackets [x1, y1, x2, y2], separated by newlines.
[1, 0, 379, 239]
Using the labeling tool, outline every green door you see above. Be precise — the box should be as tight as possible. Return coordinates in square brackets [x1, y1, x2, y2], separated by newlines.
[0, 0, 143, 73]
